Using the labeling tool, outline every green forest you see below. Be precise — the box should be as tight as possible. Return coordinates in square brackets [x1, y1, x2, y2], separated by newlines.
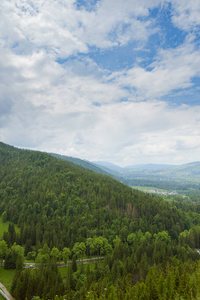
[1, 142, 200, 299]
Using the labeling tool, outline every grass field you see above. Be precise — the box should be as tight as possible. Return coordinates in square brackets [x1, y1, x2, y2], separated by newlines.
[133, 186, 166, 192]
[0, 216, 20, 239]
[0, 217, 10, 240]
[0, 267, 16, 292]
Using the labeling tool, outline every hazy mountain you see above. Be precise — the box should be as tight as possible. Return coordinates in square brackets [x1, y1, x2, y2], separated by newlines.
[49, 153, 110, 176]
[93, 161, 123, 171]
[93, 160, 200, 182]
[124, 164, 174, 171]
[159, 161, 200, 180]
[92, 161, 123, 178]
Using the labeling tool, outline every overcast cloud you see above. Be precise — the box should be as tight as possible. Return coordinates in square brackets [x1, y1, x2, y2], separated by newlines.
[0, 0, 200, 166]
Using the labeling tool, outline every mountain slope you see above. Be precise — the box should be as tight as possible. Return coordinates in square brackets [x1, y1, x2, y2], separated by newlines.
[2, 142, 200, 300]
[0, 141, 194, 250]
[159, 161, 200, 180]
[94, 160, 200, 181]
[93, 161, 123, 172]
[50, 153, 110, 176]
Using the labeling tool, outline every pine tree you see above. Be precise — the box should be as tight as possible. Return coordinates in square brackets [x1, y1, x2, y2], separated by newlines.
[72, 256, 77, 272]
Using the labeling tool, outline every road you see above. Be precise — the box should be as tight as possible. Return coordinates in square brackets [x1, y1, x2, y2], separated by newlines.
[24, 257, 104, 268]
[58, 257, 104, 268]
[0, 257, 104, 299]
[1, 257, 104, 269]
[0, 283, 14, 300]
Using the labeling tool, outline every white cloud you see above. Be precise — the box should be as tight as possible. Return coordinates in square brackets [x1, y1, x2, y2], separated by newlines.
[78, 0, 160, 48]
[2, 92, 200, 166]
[0, 0, 87, 58]
[171, 0, 200, 31]
[112, 39, 200, 99]
[0, 0, 161, 60]
[1, 0, 200, 166]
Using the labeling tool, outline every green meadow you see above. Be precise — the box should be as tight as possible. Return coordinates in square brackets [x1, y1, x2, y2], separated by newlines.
[0, 267, 16, 292]
[0, 216, 20, 240]
[0, 217, 10, 240]
[133, 186, 166, 192]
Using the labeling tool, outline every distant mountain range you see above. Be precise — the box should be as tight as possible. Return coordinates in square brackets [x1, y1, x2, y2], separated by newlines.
[123, 163, 174, 171]
[93, 161, 200, 181]
[93, 161, 174, 172]
[49, 152, 200, 183]
[1, 141, 200, 184]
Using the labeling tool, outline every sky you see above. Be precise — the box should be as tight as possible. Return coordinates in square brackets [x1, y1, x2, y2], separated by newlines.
[0, 0, 200, 166]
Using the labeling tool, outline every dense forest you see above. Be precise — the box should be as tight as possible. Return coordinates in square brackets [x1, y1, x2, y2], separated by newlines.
[1, 142, 200, 299]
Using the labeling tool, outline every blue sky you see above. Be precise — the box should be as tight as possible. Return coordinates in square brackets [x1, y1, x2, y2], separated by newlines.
[0, 0, 200, 166]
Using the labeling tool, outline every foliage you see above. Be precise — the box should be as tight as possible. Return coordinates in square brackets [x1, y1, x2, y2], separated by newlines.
[0, 266, 16, 292]
[1, 142, 200, 299]
[11, 260, 64, 300]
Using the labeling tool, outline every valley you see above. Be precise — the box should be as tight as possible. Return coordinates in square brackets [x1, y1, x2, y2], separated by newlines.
[1, 142, 200, 299]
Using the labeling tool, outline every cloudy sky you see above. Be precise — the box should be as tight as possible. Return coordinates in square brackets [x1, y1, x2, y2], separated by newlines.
[1, 0, 200, 166]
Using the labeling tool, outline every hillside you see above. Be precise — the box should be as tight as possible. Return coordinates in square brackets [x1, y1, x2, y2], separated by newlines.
[158, 161, 200, 180]
[93, 161, 123, 172]
[94, 161, 200, 181]
[50, 153, 111, 176]
[1, 141, 200, 245]
[1, 142, 200, 299]
[0, 141, 188, 247]
[93, 160, 200, 196]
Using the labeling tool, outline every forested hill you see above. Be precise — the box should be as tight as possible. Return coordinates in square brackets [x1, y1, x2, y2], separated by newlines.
[0, 141, 194, 248]
[2, 142, 200, 299]
[0, 140, 199, 247]
[49, 152, 111, 176]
